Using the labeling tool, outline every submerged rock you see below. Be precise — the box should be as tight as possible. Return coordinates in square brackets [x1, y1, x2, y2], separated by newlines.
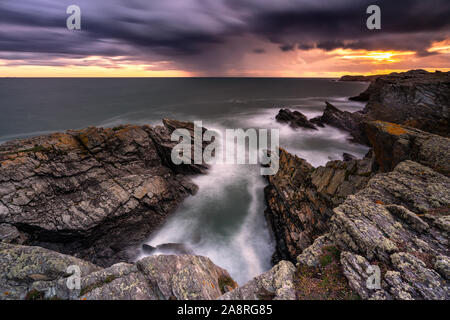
[0, 120, 207, 266]
[275, 108, 317, 130]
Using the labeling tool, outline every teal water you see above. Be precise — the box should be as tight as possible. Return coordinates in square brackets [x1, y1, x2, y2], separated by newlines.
[0, 78, 370, 284]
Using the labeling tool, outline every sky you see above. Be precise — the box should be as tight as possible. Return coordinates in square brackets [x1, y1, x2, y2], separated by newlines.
[0, 0, 449, 77]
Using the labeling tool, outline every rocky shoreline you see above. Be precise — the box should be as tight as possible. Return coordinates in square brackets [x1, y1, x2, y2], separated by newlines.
[1, 69, 449, 300]
[267, 69, 449, 299]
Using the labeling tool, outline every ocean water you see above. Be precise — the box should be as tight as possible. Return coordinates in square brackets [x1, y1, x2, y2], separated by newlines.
[0, 78, 370, 284]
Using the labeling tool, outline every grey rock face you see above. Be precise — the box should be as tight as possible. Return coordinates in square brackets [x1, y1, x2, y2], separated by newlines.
[219, 260, 296, 300]
[296, 233, 333, 268]
[264, 148, 375, 263]
[353, 70, 450, 137]
[329, 160, 449, 299]
[0, 242, 100, 300]
[0, 242, 235, 300]
[0, 120, 204, 266]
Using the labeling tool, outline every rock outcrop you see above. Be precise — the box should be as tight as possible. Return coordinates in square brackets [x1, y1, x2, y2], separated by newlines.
[219, 260, 296, 300]
[339, 75, 382, 82]
[275, 109, 317, 130]
[329, 160, 449, 299]
[0, 120, 206, 267]
[264, 148, 376, 263]
[0, 242, 235, 300]
[266, 120, 449, 299]
[310, 102, 369, 144]
[351, 70, 450, 137]
[365, 120, 450, 175]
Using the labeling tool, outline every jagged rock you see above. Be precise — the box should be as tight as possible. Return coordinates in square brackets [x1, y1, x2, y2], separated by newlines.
[149, 119, 209, 174]
[275, 109, 317, 130]
[351, 70, 450, 136]
[328, 160, 449, 299]
[0, 120, 206, 266]
[340, 251, 388, 300]
[310, 102, 369, 144]
[365, 120, 450, 176]
[264, 149, 331, 262]
[310, 152, 376, 206]
[264, 148, 375, 262]
[0, 242, 235, 300]
[219, 261, 296, 300]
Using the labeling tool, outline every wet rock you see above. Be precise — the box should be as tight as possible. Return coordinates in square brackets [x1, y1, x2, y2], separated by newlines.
[365, 120, 450, 175]
[148, 119, 209, 174]
[0, 120, 207, 266]
[342, 153, 356, 161]
[275, 109, 317, 130]
[143, 243, 195, 255]
[142, 244, 156, 254]
[310, 102, 369, 144]
[219, 260, 296, 300]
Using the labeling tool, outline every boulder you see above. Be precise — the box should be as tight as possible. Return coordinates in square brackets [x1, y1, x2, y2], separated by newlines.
[219, 260, 296, 300]
[275, 109, 317, 130]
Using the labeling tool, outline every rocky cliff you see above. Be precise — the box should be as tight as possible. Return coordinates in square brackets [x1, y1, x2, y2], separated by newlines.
[0, 120, 204, 267]
[265, 69, 450, 300]
[350, 69, 450, 137]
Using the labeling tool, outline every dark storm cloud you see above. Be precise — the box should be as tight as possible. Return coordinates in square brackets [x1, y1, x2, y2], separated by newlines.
[0, 0, 449, 67]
